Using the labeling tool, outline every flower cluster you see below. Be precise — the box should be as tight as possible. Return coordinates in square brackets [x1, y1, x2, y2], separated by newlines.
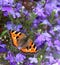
[0, 0, 60, 65]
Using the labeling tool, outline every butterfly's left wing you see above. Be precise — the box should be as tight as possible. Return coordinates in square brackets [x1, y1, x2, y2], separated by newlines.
[9, 30, 26, 48]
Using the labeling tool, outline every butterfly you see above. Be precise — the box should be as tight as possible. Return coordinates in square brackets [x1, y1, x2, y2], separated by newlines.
[9, 30, 38, 53]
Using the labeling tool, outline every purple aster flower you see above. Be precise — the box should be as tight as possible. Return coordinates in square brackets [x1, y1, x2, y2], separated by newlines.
[0, 0, 14, 11]
[1, 6, 20, 18]
[5, 51, 15, 62]
[9, 10, 21, 18]
[45, 0, 56, 15]
[52, 59, 60, 65]
[41, 33, 53, 47]
[45, 53, 56, 64]
[33, 6, 46, 18]
[45, 53, 60, 65]
[1, 6, 13, 12]
[15, 12, 21, 18]
[10, 62, 17, 65]
[3, 11, 8, 16]
[46, 40, 53, 47]
[0, 0, 2, 6]
[34, 34, 46, 49]
[0, 46, 8, 53]
[49, 29, 55, 36]
[23, 58, 37, 65]
[29, 57, 38, 63]
[41, 31, 54, 47]
[0, 43, 6, 48]
[46, 47, 51, 51]
[0, 0, 21, 18]
[6, 21, 13, 30]
[23, 9, 30, 16]
[42, 32, 51, 38]
[32, 19, 40, 28]
[34, 31, 53, 48]
[33, 2, 46, 18]
[42, 19, 51, 26]
[54, 40, 60, 51]
[6, 21, 22, 31]
[54, 40, 60, 46]
[34, 34, 45, 46]
[0, 41, 8, 53]
[29, 63, 37, 65]
[15, 2, 22, 11]
[0, 0, 14, 6]
[54, 25, 60, 32]
[53, 63, 58, 65]
[56, 19, 60, 25]
[16, 24, 22, 31]
[15, 53, 26, 63]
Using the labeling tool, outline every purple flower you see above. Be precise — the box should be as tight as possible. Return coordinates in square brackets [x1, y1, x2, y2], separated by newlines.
[54, 25, 60, 32]
[49, 29, 55, 36]
[9, 10, 21, 18]
[5, 51, 15, 62]
[54, 40, 60, 51]
[34, 31, 53, 48]
[45, 53, 60, 65]
[41, 31, 53, 47]
[0, 43, 6, 48]
[32, 18, 40, 28]
[46, 47, 51, 51]
[42, 19, 51, 26]
[1, 6, 12, 12]
[56, 19, 60, 25]
[45, 53, 56, 64]
[6, 22, 13, 30]
[0, 0, 21, 18]
[0, 46, 8, 53]
[6, 21, 22, 31]
[3, 11, 8, 16]
[54, 40, 60, 46]
[29, 63, 36, 65]
[0, 41, 8, 53]
[34, 34, 45, 46]
[15, 53, 26, 63]
[34, 34, 46, 49]
[46, 40, 53, 47]
[42, 32, 51, 38]
[52, 59, 60, 65]
[29, 57, 38, 63]
[15, 24, 22, 31]
[15, 2, 22, 11]
[33, 5, 46, 18]
[10, 62, 17, 65]
[0, 0, 14, 6]
[45, 1, 56, 15]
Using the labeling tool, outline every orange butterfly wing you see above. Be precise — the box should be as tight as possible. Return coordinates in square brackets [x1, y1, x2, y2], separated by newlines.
[10, 30, 37, 53]
[10, 31, 18, 47]
[21, 39, 37, 53]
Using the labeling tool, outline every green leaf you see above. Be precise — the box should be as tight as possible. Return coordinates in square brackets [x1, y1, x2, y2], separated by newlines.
[30, 12, 37, 21]
[49, 11, 55, 23]
[37, 55, 43, 65]
[9, 14, 15, 22]
[0, 30, 8, 37]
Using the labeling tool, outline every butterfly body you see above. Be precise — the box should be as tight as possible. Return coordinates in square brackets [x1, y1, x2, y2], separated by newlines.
[9, 30, 37, 53]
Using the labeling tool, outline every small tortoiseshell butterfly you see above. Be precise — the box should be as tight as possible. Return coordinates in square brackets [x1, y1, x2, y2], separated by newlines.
[9, 30, 38, 53]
